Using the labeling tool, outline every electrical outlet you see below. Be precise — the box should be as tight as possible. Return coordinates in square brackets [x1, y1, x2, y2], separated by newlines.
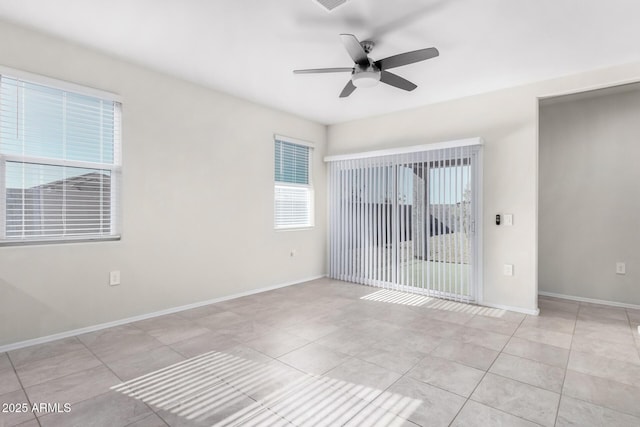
[616, 262, 626, 275]
[109, 270, 121, 286]
[290, 249, 297, 257]
[503, 264, 514, 276]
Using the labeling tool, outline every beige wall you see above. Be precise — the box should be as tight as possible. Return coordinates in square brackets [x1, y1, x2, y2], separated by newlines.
[539, 86, 640, 304]
[4, 20, 640, 347]
[327, 63, 640, 313]
[0, 21, 327, 347]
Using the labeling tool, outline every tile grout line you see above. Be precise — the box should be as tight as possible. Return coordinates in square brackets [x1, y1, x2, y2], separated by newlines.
[500, 343, 570, 370]
[562, 304, 640, 422]
[337, 337, 439, 426]
[5, 352, 43, 427]
[447, 311, 541, 427]
[625, 308, 640, 362]
[271, 309, 433, 426]
[339, 374, 410, 426]
[392, 314, 518, 406]
[9, 287, 639, 426]
[6, 339, 103, 424]
[18, 364, 118, 418]
[210, 342, 317, 426]
[75, 333, 165, 424]
[551, 304, 578, 427]
[550, 302, 640, 425]
[123, 412, 170, 427]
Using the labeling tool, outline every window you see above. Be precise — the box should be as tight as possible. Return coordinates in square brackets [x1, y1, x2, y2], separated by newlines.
[274, 135, 313, 229]
[0, 68, 122, 245]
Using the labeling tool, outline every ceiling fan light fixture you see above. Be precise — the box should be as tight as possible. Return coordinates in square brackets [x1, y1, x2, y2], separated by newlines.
[352, 70, 380, 88]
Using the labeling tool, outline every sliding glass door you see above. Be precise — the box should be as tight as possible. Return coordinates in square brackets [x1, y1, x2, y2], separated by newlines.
[327, 143, 482, 303]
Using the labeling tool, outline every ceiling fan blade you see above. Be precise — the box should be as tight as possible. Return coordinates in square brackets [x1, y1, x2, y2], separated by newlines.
[339, 80, 356, 98]
[293, 67, 354, 74]
[375, 47, 439, 70]
[340, 34, 369, 66]
[380, 71, 417, 91]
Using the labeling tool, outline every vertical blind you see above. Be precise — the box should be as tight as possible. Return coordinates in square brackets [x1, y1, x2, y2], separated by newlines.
[0, 72, 122, 244]
[274, 137, 313, 229]
[327, 143, 481, 303]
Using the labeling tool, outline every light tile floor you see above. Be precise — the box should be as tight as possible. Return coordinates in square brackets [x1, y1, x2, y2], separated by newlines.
[2, 278, 640, 426]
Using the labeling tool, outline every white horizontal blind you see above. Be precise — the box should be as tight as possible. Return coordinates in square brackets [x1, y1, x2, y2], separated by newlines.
[0, 72, 122, 244]
[274, 137, 313, 229]
[328, 144, 480, 303]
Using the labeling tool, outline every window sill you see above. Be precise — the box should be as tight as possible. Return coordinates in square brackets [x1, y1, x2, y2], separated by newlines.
[274, 226, 315, 232]
[0, 235, 121, 247]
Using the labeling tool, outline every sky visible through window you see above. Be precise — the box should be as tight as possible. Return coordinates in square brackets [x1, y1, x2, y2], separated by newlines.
[429, 165, 470, 204]
[0, 77, 115, 189]
[349, 164, 470, 205]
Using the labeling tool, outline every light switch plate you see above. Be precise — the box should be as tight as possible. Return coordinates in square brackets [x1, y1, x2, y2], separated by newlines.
[503, 264, 514, 276]
[109, 270, 121, 286]
[616, 262, 626, 275]
[504, 214, 513, 226]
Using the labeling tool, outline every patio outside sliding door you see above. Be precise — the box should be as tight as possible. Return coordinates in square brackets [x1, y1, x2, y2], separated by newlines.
[327, 142, 482, 303]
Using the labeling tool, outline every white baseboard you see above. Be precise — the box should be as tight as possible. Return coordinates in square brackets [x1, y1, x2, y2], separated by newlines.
[539, 291, 640, 311]
[481, 301, 540, 316]
[0, 275, 325, 353]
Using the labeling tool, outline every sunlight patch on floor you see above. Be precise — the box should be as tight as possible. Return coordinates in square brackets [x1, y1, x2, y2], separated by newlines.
[360, 288, 508, 318]
[360, 289, 434, 306]
[111, 350, 422, 426]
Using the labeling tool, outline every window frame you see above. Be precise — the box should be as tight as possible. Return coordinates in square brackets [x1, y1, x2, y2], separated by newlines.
[0, 66, 123, 246]
[274, 134, 314, 231]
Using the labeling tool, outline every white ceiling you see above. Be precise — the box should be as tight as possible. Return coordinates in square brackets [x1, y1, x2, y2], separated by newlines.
[1, 0, 639, 124]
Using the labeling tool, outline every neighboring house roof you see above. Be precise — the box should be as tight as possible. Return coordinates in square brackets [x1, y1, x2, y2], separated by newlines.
[26, 172, 110, 192]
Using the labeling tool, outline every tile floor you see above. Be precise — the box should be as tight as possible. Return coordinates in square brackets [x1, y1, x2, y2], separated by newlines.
[2, 278, 640, 426]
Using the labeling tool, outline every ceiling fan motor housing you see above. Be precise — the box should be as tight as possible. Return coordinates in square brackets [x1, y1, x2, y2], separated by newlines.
[352, 63, 381, 88]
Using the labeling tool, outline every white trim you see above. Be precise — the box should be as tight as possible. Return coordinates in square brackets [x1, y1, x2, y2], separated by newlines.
[274, 136, 314, 230]
[0, 65, 122, 102]
[0, 235, 120, 247]
[274, 134, 316, 148]
[534, 96, 540, 315]
[0, 275, 325, 353]
[0, 157, 5, 240]
[2, 154, 121, 172]
[539, 291, 640, 311]
[1, 75, 122, 246]
[274, 226, 314, 232]
[112, 103, 123, 236]
[537, 78, 640, 103]
[324, 137, 484, 162]
[481, 301, 540, 316]
[274, 182, 311, 189]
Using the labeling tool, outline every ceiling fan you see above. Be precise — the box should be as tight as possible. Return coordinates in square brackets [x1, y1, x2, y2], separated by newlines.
[294, 34, 439, 98]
